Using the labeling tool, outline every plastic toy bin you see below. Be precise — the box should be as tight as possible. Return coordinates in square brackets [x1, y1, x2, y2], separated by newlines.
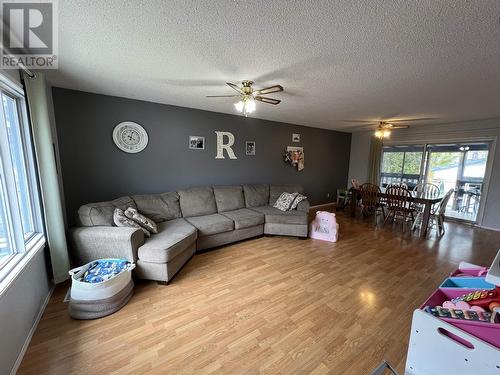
[420, 288, 500, 348]
[439, 277, 495, 289]
[450, 268, 488, 277]
[406, 310, 500, 374]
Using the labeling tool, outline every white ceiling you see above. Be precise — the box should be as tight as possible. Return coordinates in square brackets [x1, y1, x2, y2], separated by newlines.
[47, 0, 500, 131]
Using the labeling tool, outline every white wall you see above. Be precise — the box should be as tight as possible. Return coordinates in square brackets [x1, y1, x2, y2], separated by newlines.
[347, 131, 372, 184]
[347, 119, 500, 230]
[0, 248, 51, 374]
[0, 69, 53, 374]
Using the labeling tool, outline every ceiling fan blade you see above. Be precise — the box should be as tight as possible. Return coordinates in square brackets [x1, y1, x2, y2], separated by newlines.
[206, 95, 239, 98]
[339, 119, 380, 123]
[253, 85, 284, 95]
[390, 125, 410, 129]
[356, 123, 379, 129]
[255, 96, 281, 105]
[386, 117, 437, 123]
[226, 82, 244, 94]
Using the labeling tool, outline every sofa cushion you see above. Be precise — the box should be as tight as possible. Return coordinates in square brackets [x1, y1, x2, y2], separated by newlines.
[78, 196, 136, 226]
[213, 186, 245, 213]
[132, 192, 181, 222]
[250, 205, 308, 225]
[178, 187, 217, 217]
[243, 184, 270, 208]
[269, 185, 304, 205]
[138, 218, 197, 264]
[221, 208, 265, 230]
[185, 214, 234, 236]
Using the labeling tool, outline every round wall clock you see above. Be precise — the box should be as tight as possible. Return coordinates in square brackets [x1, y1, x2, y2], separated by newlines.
[112, 121, 149, 153]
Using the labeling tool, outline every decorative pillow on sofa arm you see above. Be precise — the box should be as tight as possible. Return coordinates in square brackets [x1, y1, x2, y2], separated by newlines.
[113, 208, 151, 237]
[124, 207, 158, 234]
[273, 192, 298, 211]
[290, 193, 307, 210]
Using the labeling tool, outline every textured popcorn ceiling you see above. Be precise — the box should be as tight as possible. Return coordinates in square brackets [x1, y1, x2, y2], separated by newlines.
[46, 0, 500, 131]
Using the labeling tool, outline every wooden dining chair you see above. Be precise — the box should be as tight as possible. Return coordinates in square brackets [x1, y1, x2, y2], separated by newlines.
[383, 185, 414, 232]
[359, 183, 385, 224]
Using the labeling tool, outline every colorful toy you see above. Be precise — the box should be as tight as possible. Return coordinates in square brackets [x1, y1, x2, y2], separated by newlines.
[424, 306, 495, 323]
[442, 300, 485, 312]
[309, 211, 339, 242]
[451, 287, 500, 311]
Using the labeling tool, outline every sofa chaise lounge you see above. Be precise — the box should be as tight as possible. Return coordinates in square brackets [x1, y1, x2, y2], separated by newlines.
[69, 184, 309, 283]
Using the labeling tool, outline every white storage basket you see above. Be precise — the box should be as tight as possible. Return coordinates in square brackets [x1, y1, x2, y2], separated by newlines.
[69, 259, 135, 301]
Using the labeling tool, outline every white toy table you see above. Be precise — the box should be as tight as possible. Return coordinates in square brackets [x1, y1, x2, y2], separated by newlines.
[405, 249, 500, 374]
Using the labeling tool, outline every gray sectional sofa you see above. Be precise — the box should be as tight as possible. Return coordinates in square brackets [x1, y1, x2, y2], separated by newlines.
[69, 184, 309, 283]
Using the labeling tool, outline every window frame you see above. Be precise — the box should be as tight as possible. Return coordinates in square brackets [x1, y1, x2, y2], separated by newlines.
[380, 145, 425, 188]
[0, 73, 44, 278]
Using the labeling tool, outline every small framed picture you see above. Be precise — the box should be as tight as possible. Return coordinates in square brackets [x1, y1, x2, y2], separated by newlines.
[246, 141, 256, 155]
[292, 133, 300, 143]
[189, 136, 205, 150]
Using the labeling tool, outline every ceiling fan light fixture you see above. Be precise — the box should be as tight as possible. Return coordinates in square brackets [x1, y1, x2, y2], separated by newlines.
[245, 98, 256, 113]
[234, 100, 244, 112]
[234, 97, 256, 116]
[375, 129, 391, 139]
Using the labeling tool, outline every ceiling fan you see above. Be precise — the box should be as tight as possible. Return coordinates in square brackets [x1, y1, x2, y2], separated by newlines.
[206, 80, 283, 116]
[374, 121, 410, 138]
[341, 117, 436, 138]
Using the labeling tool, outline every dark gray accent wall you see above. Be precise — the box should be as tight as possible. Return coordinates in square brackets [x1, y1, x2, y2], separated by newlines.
[52, 87, 351, 225]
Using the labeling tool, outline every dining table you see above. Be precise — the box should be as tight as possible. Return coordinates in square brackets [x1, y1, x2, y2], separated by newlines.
[349, 187, 443, 238]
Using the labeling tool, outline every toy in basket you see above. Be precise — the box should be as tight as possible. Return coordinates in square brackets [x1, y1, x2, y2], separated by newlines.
[309, 211, 339, 242]
[68, 258, 135, 320]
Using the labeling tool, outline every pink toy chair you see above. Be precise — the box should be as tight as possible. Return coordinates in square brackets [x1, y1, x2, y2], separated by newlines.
[309, 211, 339, 242]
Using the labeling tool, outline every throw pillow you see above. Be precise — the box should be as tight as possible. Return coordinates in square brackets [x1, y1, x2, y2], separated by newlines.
[124, 207, 158, 234]
[113, 208, 150, 237]
[273, 192, 297, 211]
[290, 193, 307, 210]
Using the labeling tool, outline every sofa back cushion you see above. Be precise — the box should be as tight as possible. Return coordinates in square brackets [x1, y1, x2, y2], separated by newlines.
[78, 196, 136, 226]
[178, 186, 217, 217]
[269, 185, 304, 205]
[213, 185, 245, 213]
[132, 192, 181, 223]
[243, 184, 270, 207]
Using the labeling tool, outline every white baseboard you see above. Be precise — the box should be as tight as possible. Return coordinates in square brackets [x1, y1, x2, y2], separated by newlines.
[10, 283, 54, 375]
[478, 225, 500, 232]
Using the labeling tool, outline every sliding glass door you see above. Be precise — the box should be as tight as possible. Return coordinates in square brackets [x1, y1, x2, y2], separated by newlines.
[380, 142, 491, 223]
[424, 143, 489, 222]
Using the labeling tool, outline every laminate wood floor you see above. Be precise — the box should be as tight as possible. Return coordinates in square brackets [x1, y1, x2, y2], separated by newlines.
[18, 213, 500, 374]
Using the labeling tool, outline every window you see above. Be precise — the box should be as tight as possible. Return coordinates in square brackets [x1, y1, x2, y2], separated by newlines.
[0, 74, 43, 270]
[463, 150, 488, 179]
[380, 145, 424, 189]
